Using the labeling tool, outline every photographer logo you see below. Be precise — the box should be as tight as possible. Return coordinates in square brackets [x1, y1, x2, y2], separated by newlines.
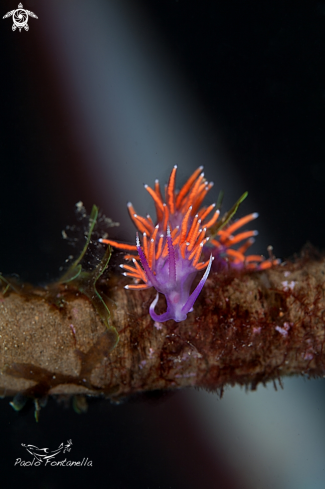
[3, 3, 38, 32]
[14, 440, 93, 467]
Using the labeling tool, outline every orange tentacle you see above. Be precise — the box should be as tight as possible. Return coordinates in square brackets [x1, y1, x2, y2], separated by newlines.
[175, 166, 204, 209]
[224, 230, 257, 246]
[225, 213, 258, 235]
[125, 283, 151, 290]
[99, 239, 137, 251]
[199, 203, 216, 222]
[144, 185, 164, 222]
[203, 210, 220, 229]
[179, 206, 193, 244]
[167, 165, 177, 214]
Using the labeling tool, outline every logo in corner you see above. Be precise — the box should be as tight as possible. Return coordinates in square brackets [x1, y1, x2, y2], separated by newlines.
[15, 439, 93, 467]
[3, 3, 38, 32]
[21, 439, 73, 462]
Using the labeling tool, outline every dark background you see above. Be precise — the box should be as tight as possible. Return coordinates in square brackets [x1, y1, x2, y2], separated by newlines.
[1, 1, 325, 488]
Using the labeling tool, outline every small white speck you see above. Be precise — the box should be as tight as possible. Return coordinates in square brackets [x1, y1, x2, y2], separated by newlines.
[281, 280, 295, 291]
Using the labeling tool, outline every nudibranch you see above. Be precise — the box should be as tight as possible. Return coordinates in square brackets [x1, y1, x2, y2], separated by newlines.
[100, 166, 279, 322]
[209, 213, 280, 272]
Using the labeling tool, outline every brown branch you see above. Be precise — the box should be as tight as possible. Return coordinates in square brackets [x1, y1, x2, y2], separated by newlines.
[1, 248, 325, 407]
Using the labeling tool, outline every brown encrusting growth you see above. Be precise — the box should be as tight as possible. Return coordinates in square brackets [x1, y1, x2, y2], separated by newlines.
[0, 248, 325, 404]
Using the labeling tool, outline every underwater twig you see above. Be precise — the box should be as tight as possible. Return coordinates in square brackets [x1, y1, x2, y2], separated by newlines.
[0, 247, 325, 404]
[0, 168, 325, 415]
